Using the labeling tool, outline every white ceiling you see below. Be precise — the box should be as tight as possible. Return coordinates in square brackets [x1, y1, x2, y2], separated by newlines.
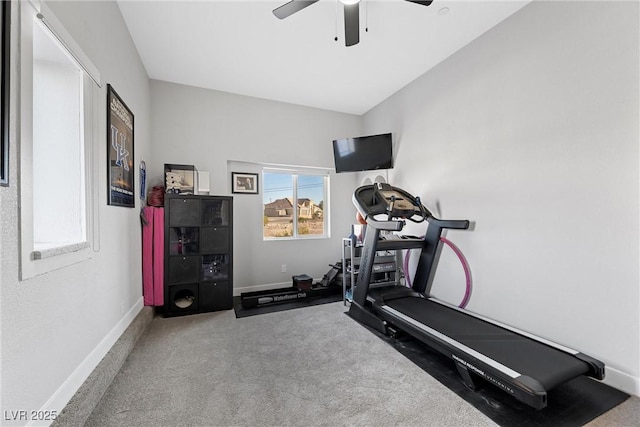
[117, 0, 530, 115]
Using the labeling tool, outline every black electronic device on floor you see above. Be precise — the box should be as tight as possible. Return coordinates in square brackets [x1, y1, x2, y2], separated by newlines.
[348, 183, 605, 410]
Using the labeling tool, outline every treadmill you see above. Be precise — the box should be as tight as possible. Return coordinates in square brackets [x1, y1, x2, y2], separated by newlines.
[347, 183, 605, 410]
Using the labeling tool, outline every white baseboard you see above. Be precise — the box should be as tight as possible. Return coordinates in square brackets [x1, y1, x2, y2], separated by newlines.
[602, 365, 640, 397]
[32, 298, 144, 426]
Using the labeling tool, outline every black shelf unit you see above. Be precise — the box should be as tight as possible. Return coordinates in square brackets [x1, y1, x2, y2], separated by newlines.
[164, 194, 233, 316]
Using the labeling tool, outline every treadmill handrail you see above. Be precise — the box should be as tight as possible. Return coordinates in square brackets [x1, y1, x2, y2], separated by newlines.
[428, 217, 470, 230]
[364, 217, 405, 231]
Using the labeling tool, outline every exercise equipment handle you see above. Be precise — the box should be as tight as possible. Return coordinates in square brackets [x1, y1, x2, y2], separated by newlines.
[365, 218, 405, 231]
[428, 218, 470, 230]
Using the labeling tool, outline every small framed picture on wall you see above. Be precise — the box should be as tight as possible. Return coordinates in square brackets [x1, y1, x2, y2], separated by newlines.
[231, 172, 259, 194]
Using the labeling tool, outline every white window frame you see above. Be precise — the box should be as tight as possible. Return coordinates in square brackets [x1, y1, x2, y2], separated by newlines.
[262, 166, 330, 241]
[19, 1, 101, 279]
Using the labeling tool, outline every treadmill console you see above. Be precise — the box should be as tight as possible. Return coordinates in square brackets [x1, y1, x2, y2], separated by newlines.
[377, 189, 416, 217]
[353, 183, 428, 223]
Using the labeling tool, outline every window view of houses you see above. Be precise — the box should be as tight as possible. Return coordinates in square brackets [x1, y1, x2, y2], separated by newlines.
[263, 172, 326, 238]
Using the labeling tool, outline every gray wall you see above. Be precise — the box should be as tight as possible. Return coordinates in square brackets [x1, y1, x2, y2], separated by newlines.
[362, 1, 639, 393]
[0, 0, 151, 419]
[150, 80, 361, 290]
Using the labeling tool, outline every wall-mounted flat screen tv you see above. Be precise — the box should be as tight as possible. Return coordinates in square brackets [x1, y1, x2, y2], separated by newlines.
[332, 133, 393, 173]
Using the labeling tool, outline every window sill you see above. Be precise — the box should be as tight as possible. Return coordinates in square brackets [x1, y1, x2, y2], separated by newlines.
[263, 235, 330, 242]
[32, 241, 90, 260]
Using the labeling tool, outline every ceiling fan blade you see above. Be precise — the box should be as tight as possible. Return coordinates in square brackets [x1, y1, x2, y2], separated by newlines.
[405, 0, 434, 6]
[273, 0, 320, 19]
[344, 3, 359, 47]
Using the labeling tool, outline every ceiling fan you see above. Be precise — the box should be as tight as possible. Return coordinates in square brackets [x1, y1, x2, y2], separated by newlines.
[273, 0, 434, 47]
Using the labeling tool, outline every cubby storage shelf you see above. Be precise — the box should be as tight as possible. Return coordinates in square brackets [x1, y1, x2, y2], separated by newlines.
[164, 194, 233, 316]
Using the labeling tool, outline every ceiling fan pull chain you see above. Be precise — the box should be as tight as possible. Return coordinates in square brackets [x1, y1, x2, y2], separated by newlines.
[365, 0, 368, 33]
[334, 0, 339, 42]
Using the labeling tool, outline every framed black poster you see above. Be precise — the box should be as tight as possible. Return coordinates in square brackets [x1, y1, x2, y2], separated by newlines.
[1, 1, 10, 186]
[107, 84, 134, 207]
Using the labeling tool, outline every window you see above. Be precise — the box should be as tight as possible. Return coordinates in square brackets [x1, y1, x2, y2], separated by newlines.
[33, 20, 85, 250]
[19, 2, 101, 278]
[263, 169, 329, 240]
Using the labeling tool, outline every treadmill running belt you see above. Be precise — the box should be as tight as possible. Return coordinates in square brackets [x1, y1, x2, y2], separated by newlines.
[383, 297, 590, 390]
